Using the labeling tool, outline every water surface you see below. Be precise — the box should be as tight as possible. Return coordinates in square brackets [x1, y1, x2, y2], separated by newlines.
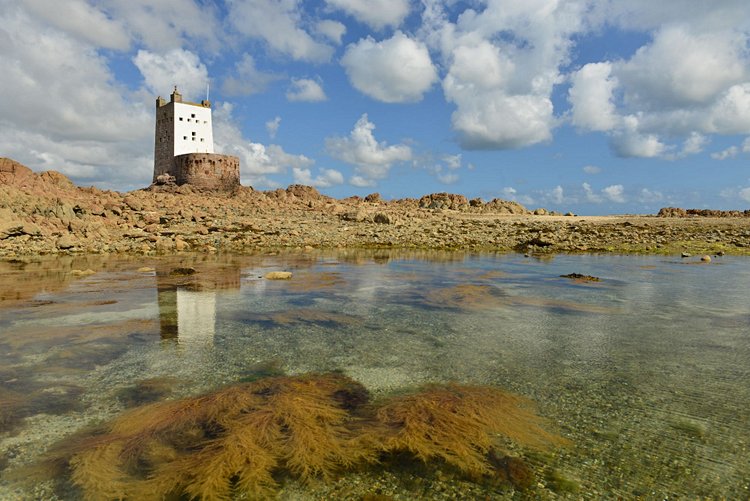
[1, 251, 748, 499]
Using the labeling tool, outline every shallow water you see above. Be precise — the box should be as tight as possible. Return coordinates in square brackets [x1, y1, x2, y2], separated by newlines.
[1, 251, 749, 499]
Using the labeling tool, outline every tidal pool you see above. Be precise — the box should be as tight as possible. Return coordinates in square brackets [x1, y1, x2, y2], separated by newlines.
[0, 251, 748, 499]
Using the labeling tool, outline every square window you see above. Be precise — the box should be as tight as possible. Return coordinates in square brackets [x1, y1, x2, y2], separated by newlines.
[179, 117, 183, 121]
[191, 113, 195, 118]
[200, 138, 204, 142]
[192, 138, 195, 141]
[192, 132, 196, 136]
[183, 136, 187, 140]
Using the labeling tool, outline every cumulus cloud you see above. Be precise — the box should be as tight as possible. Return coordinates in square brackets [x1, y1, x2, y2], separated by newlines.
[424, 1, 587, 150]
[0, 5, 152, 189]
[744, 137, 750, 152]
[569, 62, 619, 131]
[102, 0, 220, 52]
[342, 32, 438, 103]
[25, 0, 130, 50]
[568, 18, 750, 158]
[222, 54, 283, 96]
[583, 165, 602, 174]
[266, 116, 281, 139]
[602, 184, 626, 203]
[501, 187, 535, 206]
[134, 49, 209, 100]
[286, 78, 327, 102]
[416, 153, 464, 184]
[548, 186, 565, 205]
[582, 183, 603, 203]
[711, 146, 739, 160]
[293, 167, 344, 188]
[618, 26, 746, 110]
[611, 117, 668, 158]
[315, 19, 346, 44]
[226, 0, 333, 62]
[214, 103, 312, 188]
[325, 0, 410, 30]
[326, 114, 412, 186]
[740, 187, 750, 202]
[638, 188, 664, 204]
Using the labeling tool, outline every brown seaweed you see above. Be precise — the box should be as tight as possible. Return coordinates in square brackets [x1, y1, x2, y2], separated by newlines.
[55, 373, 378, 500]
[45, 375, 567, 500]
[372, 384, 568, 476]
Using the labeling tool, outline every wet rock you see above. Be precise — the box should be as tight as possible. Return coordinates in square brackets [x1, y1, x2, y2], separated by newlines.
[561, 273, 601, 282]
[681, 252, 691, 258]
[169, 267, 196, 276]
[265, 271, 293, 280]
[701, 255, 711, 262]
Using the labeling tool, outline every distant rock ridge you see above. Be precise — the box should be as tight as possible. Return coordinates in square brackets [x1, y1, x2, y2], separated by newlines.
[658, 207, 750, 218]
[2, 158, 750, 258]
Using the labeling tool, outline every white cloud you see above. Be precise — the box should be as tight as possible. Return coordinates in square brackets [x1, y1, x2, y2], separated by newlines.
[740, 187, 750, 202]
[611, 117, 668, 158]
[293, 167, 344, 188]
[315, 19, 346, 44]
[443, 154, 461, 170]
[286, 78, 327, 102]
[101, 0, 220, 52]
[602, 184, 626, 203]
[325, 0, 410, 30]
[711, 146, 739, 160]
[222, 53, 283, 96]
[562, 7, 750, 159]
[226, 0, 333, 62]
[213, 103, 312, 188]
[744, 137, 750, 152]
[426, 0, 586, 150]
[326, 114, 412, 186]
[437, 172, 459, 184]
[583, 165, 602, 174]
[25, 0, 130, 50]
[681, 132, 708, 156]
[342, 32, 438, 103]
[549, 185, 565, 205]
[0, 5, 152, 189]
[618, 26, 746, 110]
[501, 187, 535, 206]
[266, 116, 281, 139]
[582, 182, 603, 203]
[133, 49, 209, 101]
[638, 188, 664, 204]
[569, 62, 619, 131]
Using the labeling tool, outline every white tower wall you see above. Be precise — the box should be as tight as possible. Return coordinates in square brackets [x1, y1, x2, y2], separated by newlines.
[173, 102, 214, 155]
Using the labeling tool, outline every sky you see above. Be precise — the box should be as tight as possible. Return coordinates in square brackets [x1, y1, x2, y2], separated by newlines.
[1, 0, 749, 215]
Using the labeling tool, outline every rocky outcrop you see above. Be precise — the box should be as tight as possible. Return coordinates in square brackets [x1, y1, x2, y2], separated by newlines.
[658, 207, 750, 217]
[2, 159, 750, 258]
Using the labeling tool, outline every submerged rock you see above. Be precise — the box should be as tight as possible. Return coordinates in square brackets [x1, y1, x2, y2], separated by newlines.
[265, 271, 293, 280]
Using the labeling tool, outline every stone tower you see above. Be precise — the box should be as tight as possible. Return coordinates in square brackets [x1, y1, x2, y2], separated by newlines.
[153, 87, 240, 191]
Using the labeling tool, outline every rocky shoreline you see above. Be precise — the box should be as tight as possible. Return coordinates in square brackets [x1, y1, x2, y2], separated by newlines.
[2, 158, 750, 259]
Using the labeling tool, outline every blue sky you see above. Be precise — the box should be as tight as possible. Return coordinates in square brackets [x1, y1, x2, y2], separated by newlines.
[1, 0, 749, 215]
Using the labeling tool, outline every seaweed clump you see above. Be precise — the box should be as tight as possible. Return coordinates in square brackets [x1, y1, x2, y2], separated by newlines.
[46, 375, 567, 500]
[373, 384, 567, 477]
[49, 373, 376, 501]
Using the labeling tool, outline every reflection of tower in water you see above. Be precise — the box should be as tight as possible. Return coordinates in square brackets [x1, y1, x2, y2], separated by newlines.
[156, 265, 241, 344]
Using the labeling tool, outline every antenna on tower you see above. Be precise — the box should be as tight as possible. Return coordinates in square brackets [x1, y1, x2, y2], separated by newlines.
[206, 82, 210, 102]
